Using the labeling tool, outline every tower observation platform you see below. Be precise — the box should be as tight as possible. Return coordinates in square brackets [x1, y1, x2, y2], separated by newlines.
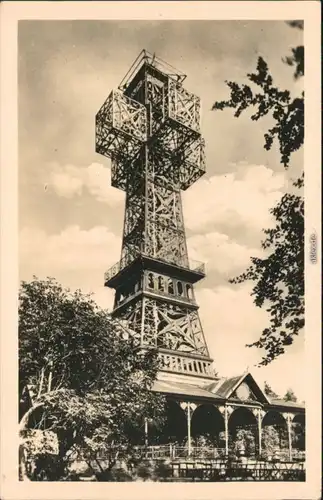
[96, 50, 214, 380]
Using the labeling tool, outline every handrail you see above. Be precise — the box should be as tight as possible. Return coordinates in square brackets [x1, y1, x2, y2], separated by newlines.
[104, 253, 205, 283]
[118, 50, 187, 91]
[131, 445, 305, 462]
[74, 444, 305, 465]
[104, 251, 139, 283]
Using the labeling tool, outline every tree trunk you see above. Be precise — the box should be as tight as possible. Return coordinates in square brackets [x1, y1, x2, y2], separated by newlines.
[19, 443, 29, 481]
[19, 402, 43, 481]
[19, 402, 43, 434]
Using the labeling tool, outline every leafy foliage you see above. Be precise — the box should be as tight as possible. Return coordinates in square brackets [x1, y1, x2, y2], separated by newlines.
[136, 462, 154, 481]
[283, 45, 304, 80]
[19, 277, 166, 480]
[261, 426, 280, 454]
[153, 460, 172, 481]
[233, 429, 256, 456]
[283, 388, 297, 402]
[263, 381, 279, 398]
[231, 188, 304, 364]
[292, 422, 305, 450]
[212, 25, 304, 365]
[286, 20, 304, 30]
[213, 56, 304, 167]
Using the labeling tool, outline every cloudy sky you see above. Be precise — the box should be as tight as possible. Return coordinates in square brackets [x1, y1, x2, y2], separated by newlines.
[19, 20, 304, 400]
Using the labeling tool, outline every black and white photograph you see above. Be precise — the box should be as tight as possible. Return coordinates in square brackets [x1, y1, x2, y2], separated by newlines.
[0, 1, 321, 498]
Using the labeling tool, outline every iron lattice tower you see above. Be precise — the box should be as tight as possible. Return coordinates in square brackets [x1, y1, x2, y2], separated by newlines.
[96, 50, 214, 379]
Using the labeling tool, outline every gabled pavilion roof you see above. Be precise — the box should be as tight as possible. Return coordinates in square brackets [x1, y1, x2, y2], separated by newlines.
[204, 372, 271, 404]
[269, 398, 305, 409]
[152, 379, 223, 401]
[204, 375, 243, 398]
[153, 371, 305, 412]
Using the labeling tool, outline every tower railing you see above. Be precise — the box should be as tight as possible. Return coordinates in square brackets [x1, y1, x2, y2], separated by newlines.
[158, 352, 213, 377]
[118, 49, 187, 92]
[104, 253, 205, 284]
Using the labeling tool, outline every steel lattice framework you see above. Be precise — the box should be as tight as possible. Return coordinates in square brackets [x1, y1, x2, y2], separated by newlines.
[96, 50, 214, 378]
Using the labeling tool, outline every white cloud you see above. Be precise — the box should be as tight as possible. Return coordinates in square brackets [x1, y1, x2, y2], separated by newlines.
[183, 164, 286, 233]
[81, 285, 115, 312]
[188, 231, 263, 275]
[251, 347, 306, 403]
[196, 284, 305, 401]
[197, 284, 268, 370]
[49, 168, 83, 198]
[20, 225, 121, 271]
[19, 225, 121, 311]
[48, 162, 125, 206]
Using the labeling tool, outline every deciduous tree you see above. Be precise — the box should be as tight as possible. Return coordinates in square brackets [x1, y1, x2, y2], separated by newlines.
[263, 381, 279, 399]
[19, 277, 165, 480]
[212, 21, 304, 365]
[283, 388, 297, 402]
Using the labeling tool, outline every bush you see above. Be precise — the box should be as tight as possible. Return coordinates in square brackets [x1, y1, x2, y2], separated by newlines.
[29, 454, 68, 481]
[109, 468, 133, 482]
[153, 461, 172, 481]
[92, 467, 132, 482]
[136, 462, 153, 481]
[279, 450, 290, 461]
[227, 451, 238, 464]
[233, 429, 256, 456]
[257, 451, 269, 461]
[261, 426, 280, 454]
